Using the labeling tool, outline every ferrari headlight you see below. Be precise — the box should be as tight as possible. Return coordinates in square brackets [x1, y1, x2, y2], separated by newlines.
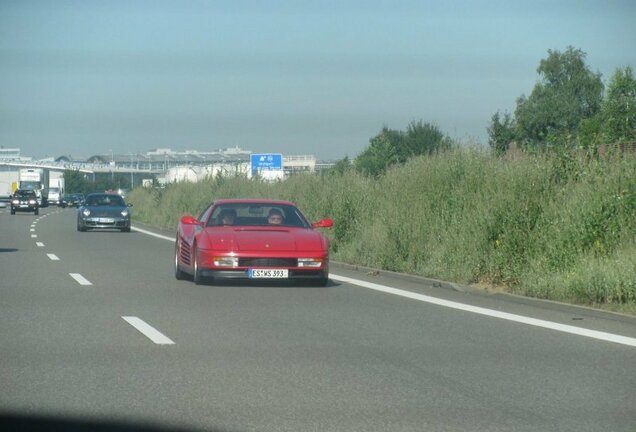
[213, 256, 239, 267]
[82, 208, 91, 217]
[298, 258, 323, 268]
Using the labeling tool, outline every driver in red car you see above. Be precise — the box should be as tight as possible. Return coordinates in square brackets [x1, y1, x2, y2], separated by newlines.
[267, 208, 284, 225]
[217, 209, 237, 225]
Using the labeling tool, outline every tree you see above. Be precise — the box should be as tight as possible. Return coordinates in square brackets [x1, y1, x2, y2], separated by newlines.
[63, 169, 91, 194]
[354, 127, 401, 176]
[514, 46, 604, 148]
[403, 121, 450, 160]
[599, 66, 636, 144]
[328, 156, 352, 176]
[354, 121, 449, 176]
[487, 111, 516, 155]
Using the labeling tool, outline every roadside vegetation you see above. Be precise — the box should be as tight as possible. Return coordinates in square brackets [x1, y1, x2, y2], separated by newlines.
[122, 46, 635, 312]
[127, 148, 635, 312]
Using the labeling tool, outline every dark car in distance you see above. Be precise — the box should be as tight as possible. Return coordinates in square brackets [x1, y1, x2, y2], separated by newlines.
[65, 193, 85, 207]
[10, 189, 39, 215]
[77, 193, 132, 232]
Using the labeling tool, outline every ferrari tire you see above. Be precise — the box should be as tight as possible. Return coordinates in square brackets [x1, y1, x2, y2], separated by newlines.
[193, 245, 203, 285]
[174, 241, 187, 280]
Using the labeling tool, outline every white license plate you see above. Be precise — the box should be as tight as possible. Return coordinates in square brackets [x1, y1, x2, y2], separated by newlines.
[97, 218, 115, 223]
[248, 269, 289, 279]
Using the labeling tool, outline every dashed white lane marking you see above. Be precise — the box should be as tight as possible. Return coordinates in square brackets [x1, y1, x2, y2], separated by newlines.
[69, 273, 92, 286]
[30, 228, 35, 232]
[31, 234, 37, 238]
[330, 274, 636, 348]
[36, 242, 45, 247]
[133, 224, 636, 348]
[47, 254, 60, 261]
[122, 316, 175, 345]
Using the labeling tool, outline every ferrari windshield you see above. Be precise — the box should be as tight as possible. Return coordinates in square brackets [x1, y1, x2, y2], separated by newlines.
[207, 203, 310, 228]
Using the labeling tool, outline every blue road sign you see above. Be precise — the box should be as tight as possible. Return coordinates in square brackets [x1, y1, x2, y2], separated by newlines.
[251, 153, 283, 175]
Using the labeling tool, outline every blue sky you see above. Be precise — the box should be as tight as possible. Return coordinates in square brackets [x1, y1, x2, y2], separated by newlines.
[1, 0, 634, 160]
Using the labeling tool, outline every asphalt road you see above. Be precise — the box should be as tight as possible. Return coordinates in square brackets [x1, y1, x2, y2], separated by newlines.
[1, 206, 635, 432]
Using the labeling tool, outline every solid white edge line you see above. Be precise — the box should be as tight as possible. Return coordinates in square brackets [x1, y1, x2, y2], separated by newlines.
[131, 224, 636, 348]
[69, 273, 93, 286]
[122, 316, 175, 345]
[330, 274, 636, 348]
[132, 225, 175, 242]
[47, 254, 60, 261]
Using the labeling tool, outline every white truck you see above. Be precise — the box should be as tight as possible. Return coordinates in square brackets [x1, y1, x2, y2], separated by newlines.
[48, 173, 65, 206]
[0, 168, 20, 201]
[18, 168, 49, 206]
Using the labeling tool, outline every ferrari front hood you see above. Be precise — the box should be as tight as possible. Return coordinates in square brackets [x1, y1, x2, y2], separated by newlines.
[209, 228, 324, 252]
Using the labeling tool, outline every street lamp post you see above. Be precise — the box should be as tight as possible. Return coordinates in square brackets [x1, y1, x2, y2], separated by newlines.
[129, 153, 134, 188]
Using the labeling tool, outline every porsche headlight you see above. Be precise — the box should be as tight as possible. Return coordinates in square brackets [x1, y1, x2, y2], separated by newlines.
[121, 209, 130, 217]
[297, 258, 324, 268]
[213, 256, 239, 267]
[82, 208, 91, 217]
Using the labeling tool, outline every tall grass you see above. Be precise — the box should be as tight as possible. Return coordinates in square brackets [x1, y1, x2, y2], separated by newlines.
[127, 148, 636, 308]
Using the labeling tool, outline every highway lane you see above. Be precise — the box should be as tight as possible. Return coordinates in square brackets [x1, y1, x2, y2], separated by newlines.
[1, 206, 635, 432]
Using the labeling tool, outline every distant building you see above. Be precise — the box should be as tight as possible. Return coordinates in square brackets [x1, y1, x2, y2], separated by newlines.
[0, 147, 31, 162]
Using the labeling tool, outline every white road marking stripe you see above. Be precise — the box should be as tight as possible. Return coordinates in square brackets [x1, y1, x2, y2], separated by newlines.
[132, 225, 175, 241]
[31, 234, 37, 238]
[330, 274, 636, 347]
[69, 273, 92, 286]
[133, 224, 636, 348]
[30, 228, 35, 232]
[36, 242, 45, 247]
[122, 316, 175, 345]
[47, 254, 60, 261]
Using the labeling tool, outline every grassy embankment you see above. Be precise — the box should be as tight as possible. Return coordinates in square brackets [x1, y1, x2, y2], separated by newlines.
[127, 148, 636, 313]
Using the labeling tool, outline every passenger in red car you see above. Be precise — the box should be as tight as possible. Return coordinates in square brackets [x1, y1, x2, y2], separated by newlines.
[217, 209, 237, 225]
[267, 208, 284, 225]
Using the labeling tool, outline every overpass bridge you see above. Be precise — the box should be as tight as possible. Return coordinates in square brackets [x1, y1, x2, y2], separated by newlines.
[0, 161, 163, 175]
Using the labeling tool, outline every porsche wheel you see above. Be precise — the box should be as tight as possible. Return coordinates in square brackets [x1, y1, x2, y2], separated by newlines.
[174, 241, 187, 280]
